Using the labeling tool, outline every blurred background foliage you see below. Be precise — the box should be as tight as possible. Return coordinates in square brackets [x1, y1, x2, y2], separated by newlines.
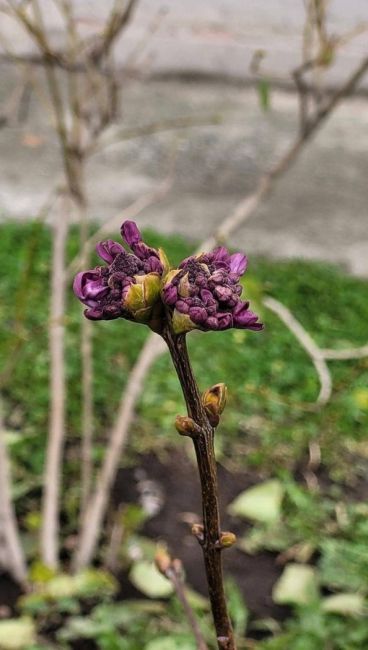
[1, 221, 368, 648]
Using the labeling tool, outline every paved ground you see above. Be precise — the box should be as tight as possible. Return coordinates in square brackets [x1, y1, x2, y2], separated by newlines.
[1, 1, 368, 88]
[0, 2, 367, 276]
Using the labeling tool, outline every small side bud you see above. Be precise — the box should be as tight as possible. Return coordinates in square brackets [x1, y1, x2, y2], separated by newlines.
[216, 531, 237, 549]
[155, 548, 172, 575]
[175, 416, 201, 438]
[202, 383, 227, 427]
[191, 523, 204, 544]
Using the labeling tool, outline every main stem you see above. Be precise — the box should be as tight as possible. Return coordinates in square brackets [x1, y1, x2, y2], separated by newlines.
[164, 328, 236, 650]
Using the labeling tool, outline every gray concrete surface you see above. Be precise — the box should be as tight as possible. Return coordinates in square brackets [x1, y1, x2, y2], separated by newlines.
[1, 1, 368, 88]
[0, 2, 367, 277]
[1, 77, 367, 276]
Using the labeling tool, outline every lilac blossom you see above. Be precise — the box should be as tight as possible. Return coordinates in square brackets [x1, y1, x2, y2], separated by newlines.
[73, 221, 164, 325]
[162, 246, 263, 333]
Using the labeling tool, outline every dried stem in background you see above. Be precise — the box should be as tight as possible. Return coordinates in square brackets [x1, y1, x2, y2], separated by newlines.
[5, 0, 140, 569]
[41, 193, 69, 569]
[155, 549, 209, 650]
[263, 296, 332, 405]
[73, 333, 166, 570]
[0, 398, 28, 584]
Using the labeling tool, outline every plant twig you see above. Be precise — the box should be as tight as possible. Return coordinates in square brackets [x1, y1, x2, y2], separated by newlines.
[263, 296, 368, 405]
[66, 174, 172, 281]
[0, 397, 28, 584]
[156, 549, 209, 650]
[163, 329, 235, 650]
[321, 345, 368, 360]
[263, 296, 332, 405]
[73, 333, 166, 570]
[41, 193, 69, 569]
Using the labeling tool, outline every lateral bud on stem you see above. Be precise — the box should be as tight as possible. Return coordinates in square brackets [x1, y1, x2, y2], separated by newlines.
[191, 523, 205, 544]
[202, 383, 227, 427]
[216, 531, 237, 549]
[175, 415, 201, 438]
[155, 547, 172, 575]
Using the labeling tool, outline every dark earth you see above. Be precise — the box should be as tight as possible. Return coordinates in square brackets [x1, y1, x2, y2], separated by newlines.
[4, 448, 367, 645]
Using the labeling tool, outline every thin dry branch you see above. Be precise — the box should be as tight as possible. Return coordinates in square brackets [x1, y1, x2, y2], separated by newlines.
[263, 296, 332, 405]
[88, 0, 138, 63]
[73, 333, 166, 570]
[41, 194, 69, 569]
[94, 113, 223, 154]
[66, 174, 173, 281]
[321, 344, 368, 360]
[156, 551, 209, 650]
[0, 398, 28, 584]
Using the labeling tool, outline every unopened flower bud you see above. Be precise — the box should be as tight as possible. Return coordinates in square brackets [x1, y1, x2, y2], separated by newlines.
[217, 532, 237, 549]
[73, 220, 165, 327]
[161, 245, 263, 334]
[175, 416, 201, 437]
[202, 383, 227, 427]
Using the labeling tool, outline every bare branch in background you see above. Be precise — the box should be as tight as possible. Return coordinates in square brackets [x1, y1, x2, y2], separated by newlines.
[88, 0, 138, 63]
[67, 171, 173, 280]
[41, 193, 69, 569]
[201, 55, 368, 252]
[93, 113, 223, 155]
[263, 297, 368, 405]
[73, 333, 166, 570]
[263, 297, 332, 405]
[0, 398, 28, 584]
[155, 549, 209, 650]
[321, 345, 368, 360]
[4, 0, 142, 570]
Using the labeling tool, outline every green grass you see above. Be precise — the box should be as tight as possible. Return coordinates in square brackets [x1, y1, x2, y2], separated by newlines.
[1, 220, 368, 649]
[1, 221, 367, 485]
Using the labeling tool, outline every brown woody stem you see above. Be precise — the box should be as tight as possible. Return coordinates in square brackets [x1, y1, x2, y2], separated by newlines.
[163, 328, 236, 650]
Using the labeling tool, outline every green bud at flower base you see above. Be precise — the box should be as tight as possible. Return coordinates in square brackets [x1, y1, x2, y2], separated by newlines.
[202, 383, 227, 427]
[124, 272, 162, 329]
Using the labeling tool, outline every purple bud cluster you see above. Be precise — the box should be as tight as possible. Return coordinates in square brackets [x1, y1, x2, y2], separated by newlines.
[73, 222, 163, 320]
[162, 247, 263, 331]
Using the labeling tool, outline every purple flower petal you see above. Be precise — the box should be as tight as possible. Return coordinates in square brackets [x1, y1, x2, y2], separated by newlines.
[211, 247, 231, 265]
[200, 289, 214, 304]
[85, 306, 104, 320]
[146, 256, 163, 273]
[214, 286, 233, 302]
[96, 240, 124, 264]
[121, 220, 141, 247]
[73, 270, 108, 306]
[163, 284, 178, 306]
[189, 306, 208, 324]
[217, 313, 233, 329]
[176, 299, 190, 314]
[205, 316, 219, 330]
[229, 253, 248, 276]
[233, 302, 263, 329]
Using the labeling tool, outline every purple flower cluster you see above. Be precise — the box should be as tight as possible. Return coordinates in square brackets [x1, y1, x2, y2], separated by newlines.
[162, 247, 263, 333]
[73, 221, 163, 321]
